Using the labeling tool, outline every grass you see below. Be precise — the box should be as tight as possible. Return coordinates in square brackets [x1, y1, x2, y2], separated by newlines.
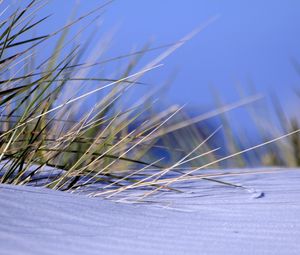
[0, 0, 299, 201]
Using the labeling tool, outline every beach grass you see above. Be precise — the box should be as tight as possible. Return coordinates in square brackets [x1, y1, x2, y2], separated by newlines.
[1, 0, 299, 201]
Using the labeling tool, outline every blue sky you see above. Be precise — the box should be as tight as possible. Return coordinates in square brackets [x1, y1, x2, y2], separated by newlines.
[10, 0, 300, 116]
[39, 1, 300, 108]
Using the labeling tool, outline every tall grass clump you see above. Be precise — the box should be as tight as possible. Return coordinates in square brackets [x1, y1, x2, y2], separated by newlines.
[1, 0, 299, 201]
[0, 0, 225, 196]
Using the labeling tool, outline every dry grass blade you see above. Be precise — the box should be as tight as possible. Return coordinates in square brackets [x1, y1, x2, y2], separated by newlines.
[2, 0, 296, 203]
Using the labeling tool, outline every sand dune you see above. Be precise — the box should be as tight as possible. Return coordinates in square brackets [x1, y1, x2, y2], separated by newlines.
[1, 168, 300, 254]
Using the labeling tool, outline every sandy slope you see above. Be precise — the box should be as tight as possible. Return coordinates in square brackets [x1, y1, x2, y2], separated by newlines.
[0, 168, 300, 255]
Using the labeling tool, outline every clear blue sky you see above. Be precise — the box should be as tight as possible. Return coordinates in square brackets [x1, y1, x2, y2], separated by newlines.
[11, 0, 300, 114]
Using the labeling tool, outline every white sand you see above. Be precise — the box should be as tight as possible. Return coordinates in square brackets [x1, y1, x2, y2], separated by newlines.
[0, 168, 300, 254]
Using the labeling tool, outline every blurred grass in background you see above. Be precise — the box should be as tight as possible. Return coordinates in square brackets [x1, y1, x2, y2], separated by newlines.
[0, 0, 299, 198]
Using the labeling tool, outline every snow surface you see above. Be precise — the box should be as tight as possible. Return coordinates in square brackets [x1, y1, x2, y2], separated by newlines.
[1, 168, 300, 255]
